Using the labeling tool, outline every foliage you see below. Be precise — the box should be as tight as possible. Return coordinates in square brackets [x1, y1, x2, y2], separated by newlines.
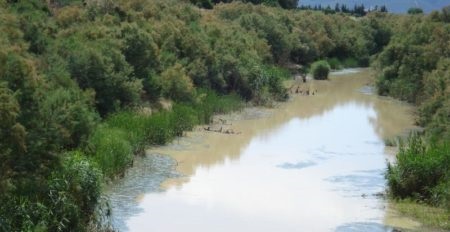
[311, 60, 330, 80]
[0, 152, 101, 232]
[160, 63, 195, 102]
[87, 126, 133, 177]
[61, 38, 143, 115]
[326, 57, 342, 70]
[0, 0, 448, 230]
[87, 91, 241, 177]
[419, 58, 450, 142]
[375, 7, 450, 216]
[386, 135, 450, 208]
[374, 14, 449, 104]
[193, 0, 299, 9]
[407, 7, 424, 15]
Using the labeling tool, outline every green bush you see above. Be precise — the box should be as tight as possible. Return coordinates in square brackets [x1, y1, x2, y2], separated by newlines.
[59, 152, 101, 217]
[0, 152, 101, 232]
[311, 60, 331, 80]
[88, 127, 133, 177]
[44, 152, 101, 231]
[160, 63, 195, 102]
[327, 58, 342, 70]
[386, 134, 450, 207]
[342, 57, 359, 68]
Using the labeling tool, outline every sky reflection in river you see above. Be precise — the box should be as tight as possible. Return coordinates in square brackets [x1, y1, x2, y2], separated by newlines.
[106, 69, 417, 232]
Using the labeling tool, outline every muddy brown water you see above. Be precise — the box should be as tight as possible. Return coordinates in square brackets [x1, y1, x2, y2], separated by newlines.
[105, 69, 423, 232]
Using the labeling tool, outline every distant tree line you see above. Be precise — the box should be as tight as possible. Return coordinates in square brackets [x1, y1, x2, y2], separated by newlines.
[190, 0, 299, 9]
[299, 3, 388, 16]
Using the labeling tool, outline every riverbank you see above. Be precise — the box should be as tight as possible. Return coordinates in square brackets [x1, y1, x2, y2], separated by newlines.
[390, 200, 450, 231]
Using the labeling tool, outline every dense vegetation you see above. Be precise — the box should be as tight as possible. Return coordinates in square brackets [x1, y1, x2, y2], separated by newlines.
[375, 6, 450, 220]
[0, 0, 448, 231]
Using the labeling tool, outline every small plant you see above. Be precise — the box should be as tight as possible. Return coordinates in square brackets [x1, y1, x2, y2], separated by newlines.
[311, 60, 331, 80]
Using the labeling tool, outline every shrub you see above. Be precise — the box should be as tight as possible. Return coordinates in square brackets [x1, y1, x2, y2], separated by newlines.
[0, 152, 101, 232]
[386, 134, 450, 207]
[44, 152, 101, 231]
[59, 152, 101, 216]
[327, 57, 342, 70]
[342, 57, 359, 68]
[311, 60, 331, 80]
[160, 63, 195, 102]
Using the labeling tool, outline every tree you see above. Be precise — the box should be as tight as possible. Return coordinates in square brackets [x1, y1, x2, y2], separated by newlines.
[64, 41, 143, 115]
[277, 0, 298, 9]
[190, 0, 213, 9]
[160, 63, 194, 102]
[0, 83, 26, 192]
[408, 7, 423, 14]
[120, 23, 160, 100]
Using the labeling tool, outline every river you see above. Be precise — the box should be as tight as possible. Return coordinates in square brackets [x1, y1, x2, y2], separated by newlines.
[105, 68, 422, 232]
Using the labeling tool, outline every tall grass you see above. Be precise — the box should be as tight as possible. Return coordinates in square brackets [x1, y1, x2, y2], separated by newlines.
[195, 89, 242, 123]
[87, 92, 242, 178]
[88, 127, 133, 177]
[392, 200, 450, 230]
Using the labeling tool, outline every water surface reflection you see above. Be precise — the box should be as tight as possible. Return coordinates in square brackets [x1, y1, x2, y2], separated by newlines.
[106, 69, 419, 232]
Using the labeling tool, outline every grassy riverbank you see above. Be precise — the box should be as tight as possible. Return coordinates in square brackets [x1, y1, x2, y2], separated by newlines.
[90, 91, 242, 177]
[392, 200, 450, 230]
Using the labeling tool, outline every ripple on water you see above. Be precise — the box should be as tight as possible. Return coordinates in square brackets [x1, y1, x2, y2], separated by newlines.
[335, 222, 398, 232]
[276, 161, 317, 170]
[105, 154, 181, 231]
[359, 85, 376, 95]
[325, 169, 386, 196]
